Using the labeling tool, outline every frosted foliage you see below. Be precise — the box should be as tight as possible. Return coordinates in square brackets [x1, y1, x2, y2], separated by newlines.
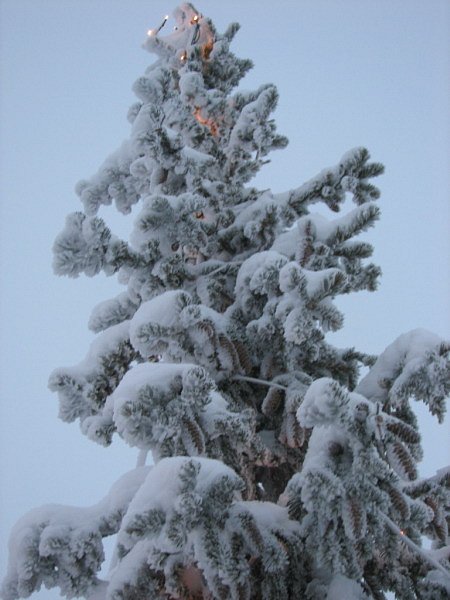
[289, 375, 450, 595]
[107, 457, 304, 599]
[356, 328, 450, 421]
[89, 293, 139, 334]
[1, 468, 149, 600]
[326, 574, 369, 600]
[48, 321, 137, 446]
[3, 2, 450, 600]
[110, 361, 251, 460]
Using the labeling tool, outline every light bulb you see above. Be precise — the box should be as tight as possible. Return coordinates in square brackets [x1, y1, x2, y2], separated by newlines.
[147, 29, 153, 36]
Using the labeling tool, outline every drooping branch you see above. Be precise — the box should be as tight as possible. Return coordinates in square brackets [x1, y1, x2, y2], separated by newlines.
[381, 513, 450, 580]
[233, 374, 288, 391]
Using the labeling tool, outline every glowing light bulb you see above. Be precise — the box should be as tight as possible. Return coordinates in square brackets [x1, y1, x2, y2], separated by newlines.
[147, 29, 154, 36]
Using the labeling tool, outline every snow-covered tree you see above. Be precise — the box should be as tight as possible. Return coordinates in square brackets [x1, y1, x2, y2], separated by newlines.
[2, 4, 449, 599]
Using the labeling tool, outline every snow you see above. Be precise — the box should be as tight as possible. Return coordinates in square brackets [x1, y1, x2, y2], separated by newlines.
[129, 289, 192, 354]
[302, 212, 335, 242]
[199, 390, 246, 440]
[423, 569, 450, 595]
[121, 457, 189, 520]
[76, 140, 136, 215]
[234, 501, 300, 536]
[313, 203, 373, 242]
[107, 538, 154, 597]
[233, 191, 277, 231]
[298, 378, 340, 428]
[269, 225, 299, 257]
[235, 251, 287, 300]
[299, 377, 374, 432]
[88, 292, 138, 333]
[49, 319, 130, 382]
[356, 328, 445, 404]
[130, 290, 191, 330]
[5, 466, 149, 554]
[181, 145, 214, 165]
[277, 262, 303, 293]
[112, 362, 195, 403]
[109, 359, 233, 452]
[117, 456, 241, 552]
[110, 361, 202, 446]
[326, 574, 367, 599]
[271, 202, 380, 260]
[179, 71, 207, 106]
[227, 90, 275, 155]
[2, 468, 149, 600]
[303, 268, 344, 298]
[86, 581, 108, 600]
[301, 425, 348, 478]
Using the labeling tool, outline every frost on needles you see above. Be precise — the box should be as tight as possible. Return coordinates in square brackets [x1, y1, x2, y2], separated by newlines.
[2, 3, 450, 600]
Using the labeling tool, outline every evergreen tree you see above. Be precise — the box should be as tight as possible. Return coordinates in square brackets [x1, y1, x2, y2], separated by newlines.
[2, 4, 449, 599]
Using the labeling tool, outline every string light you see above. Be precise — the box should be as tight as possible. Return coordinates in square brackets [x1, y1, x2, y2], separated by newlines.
[381, 513, 450, 580]
[193, 107, 218, 136]
[202, 37, 214, 60]
[156, 15, 169, 33]
[191, 14, 201, 44]
[192, 28, 200, 44]
[147, 14, 169, 37]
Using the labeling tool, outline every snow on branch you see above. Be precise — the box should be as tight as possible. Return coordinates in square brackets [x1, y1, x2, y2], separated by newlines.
[356, 328, 450, 421]
[1, 468, 149, 600]
[275, 147, 384, 214]
[381, 513, 450, 581]
[107, 456, 303, 599]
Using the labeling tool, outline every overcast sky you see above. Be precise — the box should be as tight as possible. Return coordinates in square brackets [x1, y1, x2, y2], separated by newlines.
[1, 1, 449, 597]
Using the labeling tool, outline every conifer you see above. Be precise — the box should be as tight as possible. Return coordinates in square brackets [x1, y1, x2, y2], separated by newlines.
[2, 4, 449, 599]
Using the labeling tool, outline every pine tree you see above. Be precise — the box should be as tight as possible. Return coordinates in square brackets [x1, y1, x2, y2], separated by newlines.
[2, 3, 449, 599]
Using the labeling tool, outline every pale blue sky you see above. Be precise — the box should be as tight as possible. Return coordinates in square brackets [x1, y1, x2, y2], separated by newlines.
[1, 1, 449, 596]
